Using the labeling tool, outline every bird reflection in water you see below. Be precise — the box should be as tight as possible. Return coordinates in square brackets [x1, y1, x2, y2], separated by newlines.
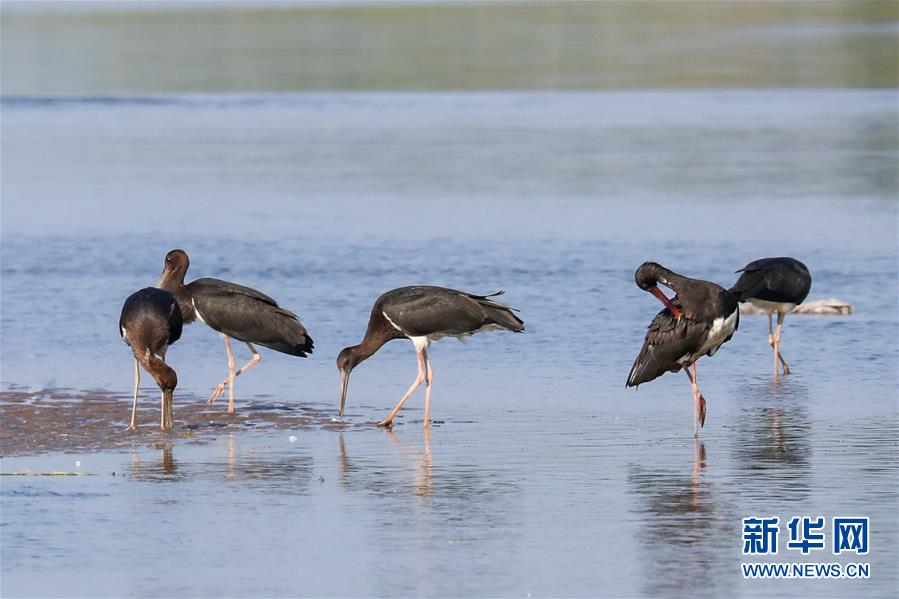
[628, 440, 729, 597]
[734, 378, 812, 500]
[337, 430, 433, 498]
[385, 428, 433, 498]
[225, 433, 237, 480]
[217, 433, 314, 492]
[129, 442, 181, 482]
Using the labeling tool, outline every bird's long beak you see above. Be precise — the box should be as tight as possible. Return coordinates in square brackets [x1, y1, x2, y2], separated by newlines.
[338, 369, 350, 417]
[650, 286, 682, 319]
[157, 268, 171, 289]
[161, 389, 174, 431]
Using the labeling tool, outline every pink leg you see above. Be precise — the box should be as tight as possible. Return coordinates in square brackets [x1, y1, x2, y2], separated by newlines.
[127, 357, 140, 432]
[209, 341, 262, 413]
[208, 334, 234, 406]
[423, 348, 434, 427]
[378, 347, 426, 427]
[684, 363, 706, 437]
[774, 312, 791, 375]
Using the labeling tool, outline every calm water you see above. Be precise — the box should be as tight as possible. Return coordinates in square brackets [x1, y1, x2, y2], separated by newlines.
[1, 90, 897, 597]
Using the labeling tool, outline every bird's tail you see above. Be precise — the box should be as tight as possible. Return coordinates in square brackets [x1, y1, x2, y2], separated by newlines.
[473, 291, 525, 332]
[259, 312, 314, 357]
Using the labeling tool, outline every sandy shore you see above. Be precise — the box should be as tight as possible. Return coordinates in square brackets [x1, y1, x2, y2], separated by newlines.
[0, 387, 349, 457]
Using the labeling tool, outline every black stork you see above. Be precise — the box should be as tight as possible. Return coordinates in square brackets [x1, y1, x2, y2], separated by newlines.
[337, 286, 524, 427]
[119, 287, 183, 431]
[730, 257, 811, 377]
[157, 249, 313, 416]
[626, 262, 739, 437]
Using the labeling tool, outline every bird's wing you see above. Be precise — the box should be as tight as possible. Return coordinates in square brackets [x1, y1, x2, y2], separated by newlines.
[626, 307, 708, 387]
[731, 258, 811, 304]
[191, 280, 312, 356]
[730, 261, 777, 301]
[167, 297, 184, 344]
[189, 277, 290, 311]
[382, 287, 521, 337]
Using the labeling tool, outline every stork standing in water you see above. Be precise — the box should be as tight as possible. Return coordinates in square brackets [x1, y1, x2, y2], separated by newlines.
[729, 257, 811, 377]
[158, 249, 313, 415]
[120, 287, 183, 431]
[627, 262, 739, 437]
[337, 286, 524, 427]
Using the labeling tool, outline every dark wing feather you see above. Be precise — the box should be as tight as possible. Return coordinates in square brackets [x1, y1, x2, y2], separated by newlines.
[189, 278, 285, 309]
[381, 286, 523, 337]
[730, 258, 811, 304]
[189, 279, 313, 356]
[167, 297, 183, 344]
[626, 307, 708, 387]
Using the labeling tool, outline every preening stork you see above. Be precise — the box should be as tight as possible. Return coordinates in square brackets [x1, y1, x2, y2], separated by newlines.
[627, 262, 739, 437]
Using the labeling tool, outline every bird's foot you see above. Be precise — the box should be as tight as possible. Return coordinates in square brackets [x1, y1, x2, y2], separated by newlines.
[206, 382, 227, 405]
[768, 335, 775, 348]
[781, 363, 791, 375]
[377, 419, 394, 428]
[698, 395, 707, 427]
[125, 424, 137, 433]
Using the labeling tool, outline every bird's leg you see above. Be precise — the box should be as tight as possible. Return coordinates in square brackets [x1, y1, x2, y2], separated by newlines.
[767, 313, 775, 348]
[774, 311, 791, 375]
[127, 357, 140, 432]
[236, 343, 262, 378]
[423, 348, 434, 428]
[772, 312, 780, 379]
[378, 347, 426, 427]
[226, 337, 237, 416]
[208, 341, 260, 412]
[207, 334, 235, 406]
[224, 341, 261, 416]
[685, 362, 706, 437]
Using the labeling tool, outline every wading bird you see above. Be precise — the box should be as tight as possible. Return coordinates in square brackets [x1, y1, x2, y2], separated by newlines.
[730, 257, 811, 377]
[627, 262, 739, 437]
[337, 286, 524, 427]
[158, 249, 313, 415]
[120, 287, 183, 431]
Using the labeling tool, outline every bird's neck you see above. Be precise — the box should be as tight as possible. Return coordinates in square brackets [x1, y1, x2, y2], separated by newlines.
[654, 267, 687, 291]
[137, 350, 177, 391]
[352, 330, 395, 366]
[158, 274, 196, 323]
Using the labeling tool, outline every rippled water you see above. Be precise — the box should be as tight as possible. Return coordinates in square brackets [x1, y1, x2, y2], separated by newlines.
[2, 91, 897, 597]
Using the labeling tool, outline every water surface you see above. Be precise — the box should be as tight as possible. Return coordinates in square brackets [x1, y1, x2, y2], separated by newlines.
[2, 90, 897, 596]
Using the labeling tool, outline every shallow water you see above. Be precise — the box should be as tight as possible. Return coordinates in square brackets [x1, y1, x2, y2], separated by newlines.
[2, 90, 898, 597]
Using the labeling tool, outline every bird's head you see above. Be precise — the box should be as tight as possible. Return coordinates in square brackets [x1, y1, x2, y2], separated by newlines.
[149, 361, 178, 406]
[634, 261, 667, 290]
[337, 346, 362, 417]
[635, 262, 682, 319]
[158, 368, 178, 393]
[158, 249, 190, 289]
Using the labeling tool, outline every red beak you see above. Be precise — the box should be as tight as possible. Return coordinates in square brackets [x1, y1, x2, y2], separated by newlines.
[650, 286, 682, 319]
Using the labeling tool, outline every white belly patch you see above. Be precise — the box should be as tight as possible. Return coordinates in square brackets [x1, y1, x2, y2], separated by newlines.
[697, 308, 739, 357]
[193, 298, 208, 324]
[747, 298, 797, 314]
